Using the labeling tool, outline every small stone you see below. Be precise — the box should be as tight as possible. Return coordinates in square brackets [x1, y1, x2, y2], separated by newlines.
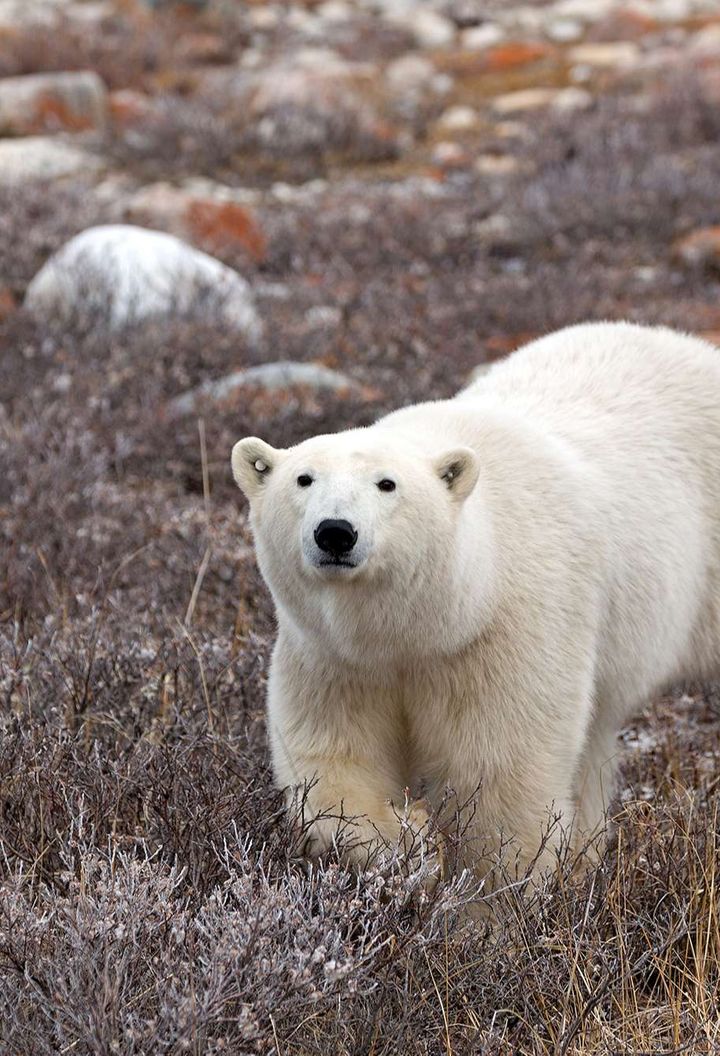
[673, 227, 720, 269]
[569, 63, 593, 83]
[385, 54, 437, 94]
[0, 136, 104, 184]
[503, 6, 545, 33]
[568, 42, 640, 67]
[473, 213, 514, 240]
[305, 305, 343, 328]
[550, 0, 615, 21]
[491, 87, 559, 115]
[546, 18, 583, 43]
[460, 23, 505, 49]
[586, 8, 658, 41]
[494, 120, 530, 140]
[689, 25, 720, 54]
[25, 225, 264, 340]
[431, 140, 470, 167]
[51, 372, 72, 394]
[411, 10, 456, 49]
[437, 104, 480, 130]
[551, 86, 593, 111]
[170, 361, 359, 415]
[0, 71, 108, 134]
[317, 0, 352, 21]
[475, 154, 520, 175]
[174, 32, 229, 65]
[0, 0, 62, 31]
[248, 6, 279, 29]
[651, 0, 690, 22]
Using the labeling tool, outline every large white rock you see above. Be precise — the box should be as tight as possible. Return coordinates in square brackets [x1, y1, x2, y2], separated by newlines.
[25, 225, 264, 340]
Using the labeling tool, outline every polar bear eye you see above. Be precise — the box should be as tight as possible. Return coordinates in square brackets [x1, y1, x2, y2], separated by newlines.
[377, 479, 396, 492]
[297, 474, 313, 488]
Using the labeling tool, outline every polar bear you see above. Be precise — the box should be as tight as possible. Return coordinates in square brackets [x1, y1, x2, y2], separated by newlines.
[231, 322, 720, 880]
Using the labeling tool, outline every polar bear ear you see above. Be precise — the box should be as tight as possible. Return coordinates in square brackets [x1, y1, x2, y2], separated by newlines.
[433, 447, 479, 502]
[231, 437, 285, 500]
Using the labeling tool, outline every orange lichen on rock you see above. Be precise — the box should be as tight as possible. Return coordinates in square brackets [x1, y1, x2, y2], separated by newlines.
[185, 200, 267, 262]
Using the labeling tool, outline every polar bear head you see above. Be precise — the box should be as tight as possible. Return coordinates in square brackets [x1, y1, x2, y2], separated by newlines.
[231, 427, 482, 661]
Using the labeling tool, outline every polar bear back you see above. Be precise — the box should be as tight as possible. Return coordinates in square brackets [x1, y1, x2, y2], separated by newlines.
[383, 321, 720, 716]
[473, 322, 720, 703]
[463, 321, 720, 445]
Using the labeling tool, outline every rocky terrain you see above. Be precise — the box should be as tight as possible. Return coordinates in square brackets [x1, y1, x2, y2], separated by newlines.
[1, 1, 720, 1053]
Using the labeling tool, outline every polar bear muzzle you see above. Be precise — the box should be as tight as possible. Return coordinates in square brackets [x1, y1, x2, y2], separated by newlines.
[313, 519, 358, 559]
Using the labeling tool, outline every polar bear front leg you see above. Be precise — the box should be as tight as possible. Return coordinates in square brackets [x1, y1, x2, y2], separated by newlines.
[283, 760, 426, 867]
[267, 641, 426, 867]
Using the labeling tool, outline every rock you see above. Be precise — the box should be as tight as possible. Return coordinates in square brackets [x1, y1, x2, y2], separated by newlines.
[25, 225, 264, 340]
[689, 25, 720, 54]
[125, 183, 266, 261]
[491, 85, 593, 115]
[305, 305, 343, 328]
[546, 18, 584, 42]
[173, 31, 230, 65]
[431, 140, 470, 168]
[0, 71, 108, 134]
[317, 0, 353, 21]
[585, 9, 658, 41]
[247, 5, 279, 29]
[385, 53, 437, 94]
[491, 87, 561, 115]
[473, 213, 515, 242]
[409, 10, 456, 49]
[550, 87, 594, 111]
[460, 23, 505, 49]
[549, 0, 615, 21]
[437, 104, 480, 130]
[500, 5, 545, 33]
[494, 119, 530, 141]
[384, 52, 451, 118]
[246, 54, 398, 160]
[0, 137, 104, 184]
[0, 0, 64, 31]
[170, 361, 358, 415]
[568, 42, 641, 67]
[475, 154, 520, 175]
[673, 227, 720, 269]
[650, 0, 691, 21]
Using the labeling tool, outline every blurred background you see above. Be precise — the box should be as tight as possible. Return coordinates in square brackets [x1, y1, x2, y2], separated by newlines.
[2, 2, 720, 1052]
[5, 0, 720, 634]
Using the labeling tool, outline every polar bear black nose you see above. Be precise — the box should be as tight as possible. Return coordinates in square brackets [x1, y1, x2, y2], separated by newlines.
[314, 519, 358, 555]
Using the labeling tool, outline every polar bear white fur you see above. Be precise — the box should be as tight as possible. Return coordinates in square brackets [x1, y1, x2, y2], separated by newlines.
[231, 322, 720, 879]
